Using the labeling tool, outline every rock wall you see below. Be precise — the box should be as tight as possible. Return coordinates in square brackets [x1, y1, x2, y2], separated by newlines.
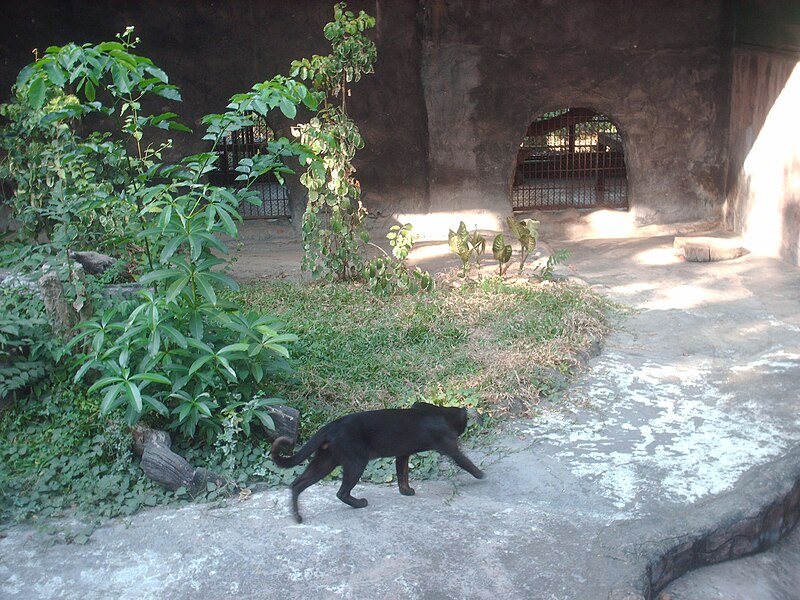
[1, 0, 733, 234]
[418, 0, 732, 229]
[725, 47, 800, 266]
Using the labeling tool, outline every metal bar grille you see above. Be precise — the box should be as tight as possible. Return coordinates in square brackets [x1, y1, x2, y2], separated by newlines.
[210, 119, 291, 219]
[238, 181, 290, 219]
[512, 108, 628, 211]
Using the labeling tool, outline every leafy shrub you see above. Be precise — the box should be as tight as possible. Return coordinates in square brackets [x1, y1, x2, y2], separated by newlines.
[0, 285, 56, 402]
[291, 3, 432, 293]
[492, 234, 513, 275]
[365, 224, 434, 295]
[0, 29, 315, 440]
[506, 216, 540, 273]
[448, 221, 487, 277]
[292, 3, 377, 282]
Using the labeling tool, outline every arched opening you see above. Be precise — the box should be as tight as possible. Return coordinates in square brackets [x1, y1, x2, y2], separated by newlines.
[512, 108, 628, 212]
[208, 117, 291, 219]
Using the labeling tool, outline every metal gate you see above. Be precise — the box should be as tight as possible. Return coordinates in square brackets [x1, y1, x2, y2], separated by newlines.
[209, 118, 291, 219]
[512, 108, 628, 211]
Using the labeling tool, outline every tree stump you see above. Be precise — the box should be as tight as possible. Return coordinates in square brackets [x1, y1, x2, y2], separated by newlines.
[38, 264, 92, 334]
[38, 270, 79, 334]
[674, 236, 747, 262]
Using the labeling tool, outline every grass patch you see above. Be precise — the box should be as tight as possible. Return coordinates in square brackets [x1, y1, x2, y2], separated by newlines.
[237, 276, 616, 433]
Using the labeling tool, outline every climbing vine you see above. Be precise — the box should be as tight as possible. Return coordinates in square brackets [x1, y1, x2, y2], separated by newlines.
[290, 3, 377, 281]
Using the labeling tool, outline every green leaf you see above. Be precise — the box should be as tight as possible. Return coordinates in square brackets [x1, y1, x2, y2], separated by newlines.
[84, 78, 96, 102]
[263, 333, 298, 345]
[111, 63, 132, 94]
[131, 373, 172, 385]
[165, 275, 191, 303]
[28, 76, 47, 109]
[215, 205, 238, 237]
[216, 355, 237, 379]
[144, 396, 170, 417]
[139, 268, 183, 285]
[147, 329, 161, 356]
[188, 355, 213, 377]
[193, 274, 217, 305]
[145, 65, 169, 83]
[218, 343, 250, 355]
[201, 270, 239, 292]
[278, 96, 297, 119]
[73, 359, 97, 383]
[43, 61, 66, 87]
[89, 375, 124, 394]
[125, 381, 143, 414]
[159, 235, 185, 263]
[161, 325, 188, 349]
[177, 402, 193, 422]
[264, 343, 291, 359]
[100, 383, 124, 414]
[189, 312, 203, 339]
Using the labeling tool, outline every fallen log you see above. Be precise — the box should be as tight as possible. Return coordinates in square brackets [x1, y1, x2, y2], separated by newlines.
[132, 426, 228, 496]
[131, 403, 298, 494]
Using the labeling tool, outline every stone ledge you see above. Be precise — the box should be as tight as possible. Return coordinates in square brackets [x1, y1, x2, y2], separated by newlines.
[609, 444, 800, 599]
[674, 235, 747, 262]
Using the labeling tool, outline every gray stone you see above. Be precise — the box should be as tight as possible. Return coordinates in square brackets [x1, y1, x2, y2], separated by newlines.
[68, 250, 117, 275]
[674, 235, 747, 262]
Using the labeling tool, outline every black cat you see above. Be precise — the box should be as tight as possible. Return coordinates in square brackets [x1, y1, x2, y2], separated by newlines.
[271, 402, 484, 523]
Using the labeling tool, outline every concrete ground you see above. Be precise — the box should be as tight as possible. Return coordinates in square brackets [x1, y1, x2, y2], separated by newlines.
[2, 232, 800, 599]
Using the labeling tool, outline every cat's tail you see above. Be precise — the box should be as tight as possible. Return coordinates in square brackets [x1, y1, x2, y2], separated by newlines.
[271, 430, 327, 468]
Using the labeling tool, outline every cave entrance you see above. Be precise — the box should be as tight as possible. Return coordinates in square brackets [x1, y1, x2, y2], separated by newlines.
[512, 108, 628, 212]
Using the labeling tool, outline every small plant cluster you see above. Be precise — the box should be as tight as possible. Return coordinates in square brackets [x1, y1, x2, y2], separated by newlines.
[448, 216, 569, 279]
[366, 224, 434, 294]
[0, 389, 171, 540]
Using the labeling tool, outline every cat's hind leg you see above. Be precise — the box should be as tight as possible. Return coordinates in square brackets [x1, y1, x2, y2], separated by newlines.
[337, 458, 369, 509]
[290, 451, 337, 523]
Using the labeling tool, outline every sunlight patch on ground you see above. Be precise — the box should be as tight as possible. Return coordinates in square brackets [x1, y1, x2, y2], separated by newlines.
[584, 209, 636, 238]
[640, 284, 725, 310]
[633, 246, 682, 266]
[395, 210, 504, 240]
[406, 241, 452, 265]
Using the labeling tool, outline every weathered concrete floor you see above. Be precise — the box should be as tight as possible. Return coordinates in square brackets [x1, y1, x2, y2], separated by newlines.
[2, 234, 800, 599]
